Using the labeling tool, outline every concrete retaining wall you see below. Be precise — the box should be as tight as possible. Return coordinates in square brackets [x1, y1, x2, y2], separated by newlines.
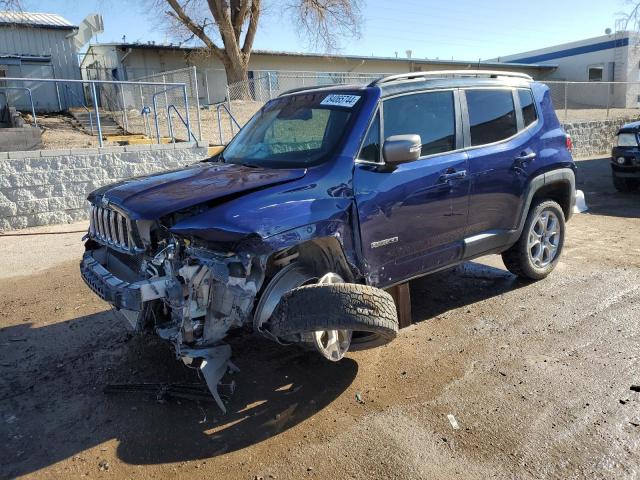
[0, 143, 208, 231]
[562, 117, 634, 159]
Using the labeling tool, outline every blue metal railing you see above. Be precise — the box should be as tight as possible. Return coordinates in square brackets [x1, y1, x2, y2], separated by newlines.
[216, 102, 241, 145]
[63, 84, 93, 135]
[167, 104, 198, 143]
[2, 77, 189, 148]
[151, 85, 192, 144]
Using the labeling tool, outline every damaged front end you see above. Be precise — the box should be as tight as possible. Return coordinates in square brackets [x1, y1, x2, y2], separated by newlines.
[80, 202, 267, 412]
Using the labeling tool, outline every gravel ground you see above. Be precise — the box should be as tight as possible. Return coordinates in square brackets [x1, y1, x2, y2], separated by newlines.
[38, 114, 102, 150]
[1, 157, 639, 479]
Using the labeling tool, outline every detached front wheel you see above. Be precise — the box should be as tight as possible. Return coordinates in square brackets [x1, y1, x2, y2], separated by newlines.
[502, 200, 566, 280]
[269, 282, 399, 361]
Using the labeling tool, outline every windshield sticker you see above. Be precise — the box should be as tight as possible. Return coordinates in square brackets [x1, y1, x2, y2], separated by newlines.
[320, 94, 361, 108]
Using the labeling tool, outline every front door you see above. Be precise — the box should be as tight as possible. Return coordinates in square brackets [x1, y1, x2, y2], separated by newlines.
[354, 90, 469, 287]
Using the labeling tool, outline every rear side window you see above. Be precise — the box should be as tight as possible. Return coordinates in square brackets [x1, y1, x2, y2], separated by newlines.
[518, 89, 538, 127]
[359, 112, 381, 162]
[383, 91, 456, 157]
[466, 89, 517, 146]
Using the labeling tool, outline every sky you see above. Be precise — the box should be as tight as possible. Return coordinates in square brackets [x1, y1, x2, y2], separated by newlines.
[24, 0, 631, 60]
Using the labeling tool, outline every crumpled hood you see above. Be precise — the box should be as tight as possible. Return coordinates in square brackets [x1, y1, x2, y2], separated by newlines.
[89, 162, 307, 220]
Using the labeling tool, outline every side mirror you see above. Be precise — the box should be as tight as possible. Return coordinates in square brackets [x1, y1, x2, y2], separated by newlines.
[382, 134, 422, 165]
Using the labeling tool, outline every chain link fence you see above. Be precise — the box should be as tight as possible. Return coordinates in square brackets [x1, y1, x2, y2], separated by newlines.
[1, 76, 195, 149]
[81, 66, 202, 142]
[214, 71, 389, 143]
[546, 81, 640, 123]
[218, 75, 640, 144]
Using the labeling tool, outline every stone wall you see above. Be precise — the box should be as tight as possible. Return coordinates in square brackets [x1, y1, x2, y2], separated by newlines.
[0, 143, 208, 231]
[562, 117, 634, 159]
[0, 127, 42, 152]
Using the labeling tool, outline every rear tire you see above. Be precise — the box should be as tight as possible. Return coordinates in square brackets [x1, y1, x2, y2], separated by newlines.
[502, 200, 565, 280]
[613, 174, 638, 192]
[269, 283, 399, 347]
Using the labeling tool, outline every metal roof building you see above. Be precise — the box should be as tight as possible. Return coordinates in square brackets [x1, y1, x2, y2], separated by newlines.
[0, 11, 82, 112]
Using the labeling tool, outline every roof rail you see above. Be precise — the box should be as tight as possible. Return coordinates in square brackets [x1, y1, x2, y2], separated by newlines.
[278, 85, 316, 97]
[369, 70, 533, 86]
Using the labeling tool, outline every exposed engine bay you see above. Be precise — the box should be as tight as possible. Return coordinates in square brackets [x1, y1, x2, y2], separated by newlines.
[80, 202, 278, 412]
[79, 201, 391, 412]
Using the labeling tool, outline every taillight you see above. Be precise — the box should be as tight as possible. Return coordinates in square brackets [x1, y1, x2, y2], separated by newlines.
[566, 135, 573, 152]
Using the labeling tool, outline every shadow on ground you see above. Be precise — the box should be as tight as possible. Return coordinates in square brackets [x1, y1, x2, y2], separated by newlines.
[1, 260, 526, 477]
[575, 157, 640, 218]
[0, 310, 357, 477]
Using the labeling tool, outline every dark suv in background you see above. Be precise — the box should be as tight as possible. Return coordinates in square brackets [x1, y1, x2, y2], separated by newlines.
[612, 121, 640, 192]
[80, 70, 576, 409]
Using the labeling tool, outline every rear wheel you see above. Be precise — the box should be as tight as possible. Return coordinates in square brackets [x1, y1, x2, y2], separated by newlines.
[502, 200, 565, 280]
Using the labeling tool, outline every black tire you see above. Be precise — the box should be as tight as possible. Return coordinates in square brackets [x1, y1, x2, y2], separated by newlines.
[269, 283, 399, 346]
[613, 174, 638, 192]
[502, 200, 565, 280]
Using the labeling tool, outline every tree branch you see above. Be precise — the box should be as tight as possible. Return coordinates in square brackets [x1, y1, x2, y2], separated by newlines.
[230, 0, 249, 42]
[242, 0, 260, 54]
[165, 0, 225, 59]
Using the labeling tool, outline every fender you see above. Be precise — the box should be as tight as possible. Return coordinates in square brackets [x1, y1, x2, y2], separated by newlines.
[462, 168, 576, 259]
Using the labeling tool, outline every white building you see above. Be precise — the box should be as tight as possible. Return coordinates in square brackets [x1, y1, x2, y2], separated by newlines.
[80, 42, 556, 105]
[0, 11, 83, 112]
[496, 31, 639, 108]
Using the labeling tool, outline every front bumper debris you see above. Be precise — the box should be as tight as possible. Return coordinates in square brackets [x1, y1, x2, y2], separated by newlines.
[80, 251, 168, 311]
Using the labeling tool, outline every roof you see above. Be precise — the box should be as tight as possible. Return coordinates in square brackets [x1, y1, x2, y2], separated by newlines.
[88, 42, 557, 70]
[0, 11, 77, 30]
[618, 120, 640, 134]
[277, 75, 535, 99]
[495, 31, 633, 64]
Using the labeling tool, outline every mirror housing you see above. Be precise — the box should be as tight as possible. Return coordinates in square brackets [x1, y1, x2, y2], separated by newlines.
[382, 134, 422, 165]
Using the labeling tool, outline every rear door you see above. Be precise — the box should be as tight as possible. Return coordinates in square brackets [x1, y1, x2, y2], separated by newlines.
[462, 88, 535, 236]
[353, 89, 469, 287]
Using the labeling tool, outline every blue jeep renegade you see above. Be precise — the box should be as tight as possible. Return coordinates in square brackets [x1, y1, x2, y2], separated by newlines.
[81, 71, 576, 408]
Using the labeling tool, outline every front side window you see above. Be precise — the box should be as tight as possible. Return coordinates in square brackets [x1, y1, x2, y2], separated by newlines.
[383, 91, 456, 157]
[358, 112, 380, 162]
[223, 92, 359, 168]
[466, 89, 517, 146]
[518, 89, 538, 127]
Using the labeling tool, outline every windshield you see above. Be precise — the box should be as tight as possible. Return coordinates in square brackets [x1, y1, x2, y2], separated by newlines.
[223, 92, 361, 168]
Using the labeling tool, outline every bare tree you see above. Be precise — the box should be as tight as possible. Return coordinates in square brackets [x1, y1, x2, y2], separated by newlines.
[0, 0, 23, 10]
[155, 0, 362, 88]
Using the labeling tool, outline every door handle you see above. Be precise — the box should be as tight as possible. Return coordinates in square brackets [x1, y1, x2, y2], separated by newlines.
[440, 170, 467, 182]
[514, 152, 537, 164]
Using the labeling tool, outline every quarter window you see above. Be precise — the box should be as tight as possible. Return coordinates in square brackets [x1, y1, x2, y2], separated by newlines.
[517, 89, 538, 127]
[383, 91, 456, 157]
[466, 89, 517, 146]
[358, 112, 381, 162]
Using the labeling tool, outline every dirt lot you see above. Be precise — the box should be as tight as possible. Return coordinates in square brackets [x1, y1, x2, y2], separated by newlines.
[1, 157, 639, 480]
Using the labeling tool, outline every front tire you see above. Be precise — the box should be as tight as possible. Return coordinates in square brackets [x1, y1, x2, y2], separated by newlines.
[502, 200, 565, 280]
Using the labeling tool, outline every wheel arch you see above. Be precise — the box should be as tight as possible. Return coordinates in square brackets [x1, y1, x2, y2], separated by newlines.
[519, 168, 576, 232]
[265, 236, 359, 284]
